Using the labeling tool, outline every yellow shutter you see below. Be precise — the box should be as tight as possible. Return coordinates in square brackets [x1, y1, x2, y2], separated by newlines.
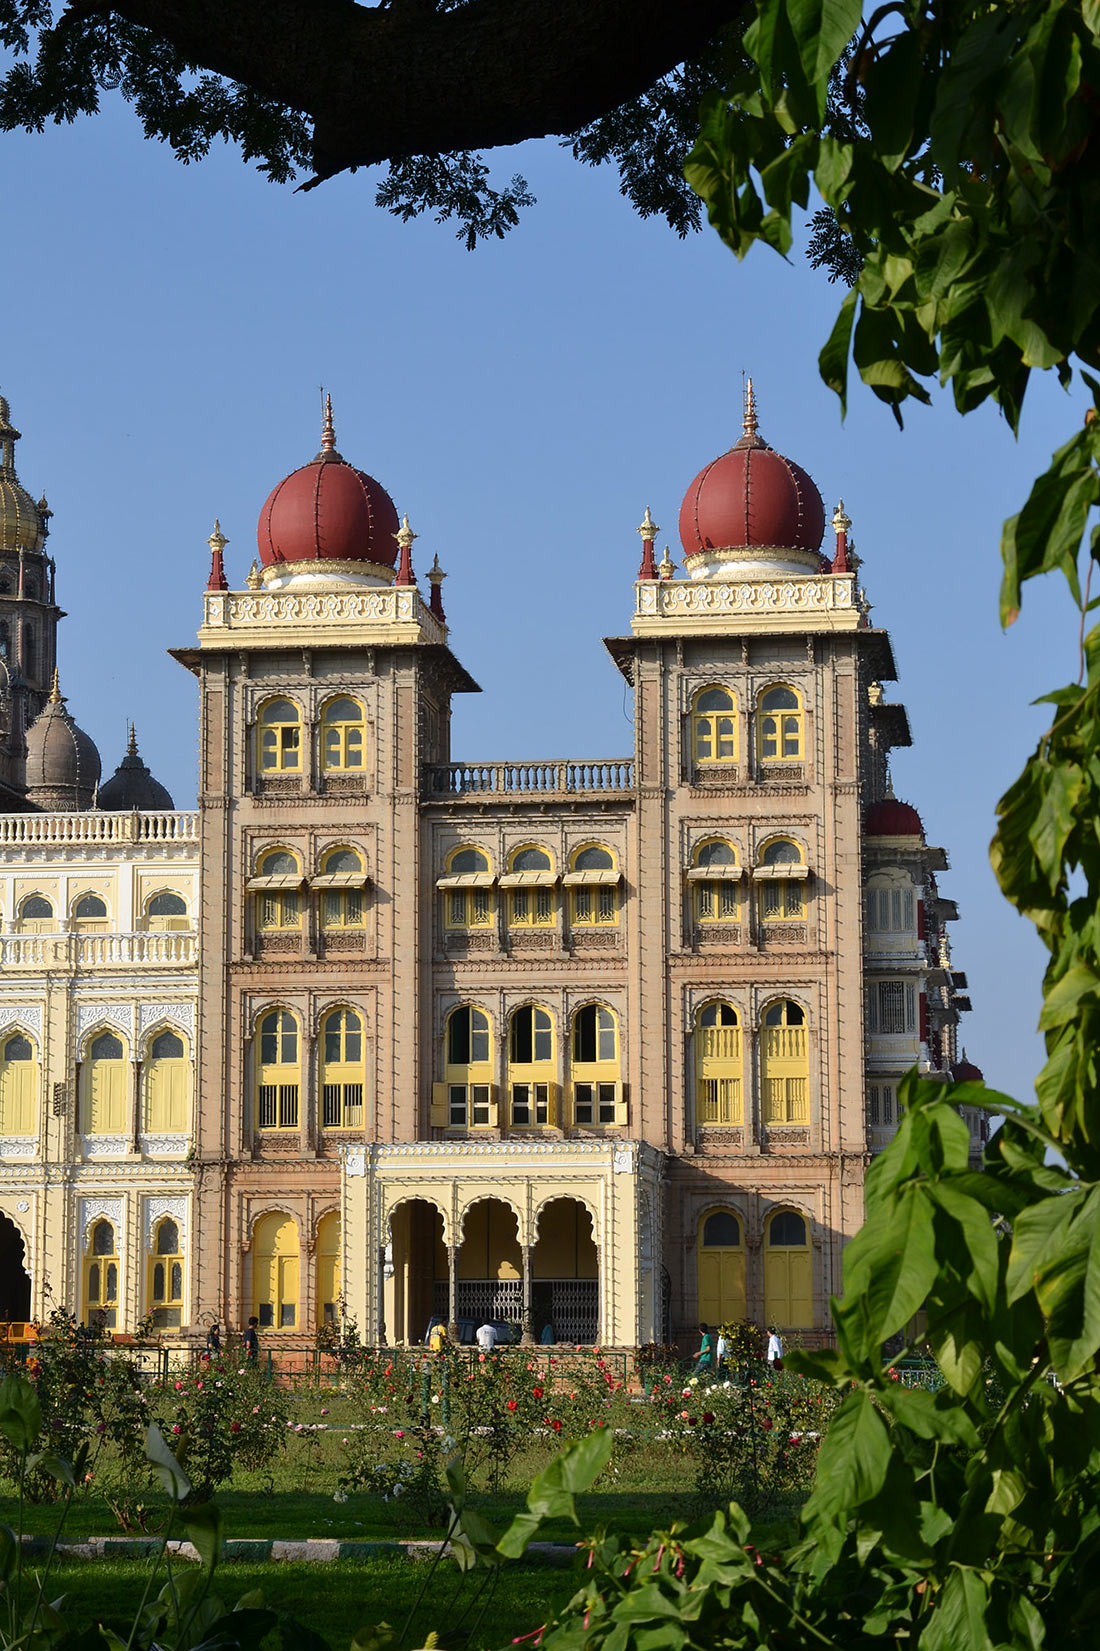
[431, 1082, 450, 1128]
[1, 1061, 35, 1136]
[92, 1061, 126, 1133]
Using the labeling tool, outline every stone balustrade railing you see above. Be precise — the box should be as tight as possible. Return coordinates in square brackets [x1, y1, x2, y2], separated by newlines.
[0, 812, 198, 845]
[425, 760, 634, 797]
[0, 931, 197, 969]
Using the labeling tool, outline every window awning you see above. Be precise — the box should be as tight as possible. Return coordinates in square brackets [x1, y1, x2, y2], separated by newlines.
[498, 870, 557, 887]
[246, 874, 305, 891]
[686, 866, 743, 882]
[562, 869, 621, 886]
[752, 864, 810, 881]
[436, 872, 495, 889]
[310, 872, 371, 890]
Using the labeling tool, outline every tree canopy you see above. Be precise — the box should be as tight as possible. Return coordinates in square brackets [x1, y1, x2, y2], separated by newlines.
[0, 0, 743, 245]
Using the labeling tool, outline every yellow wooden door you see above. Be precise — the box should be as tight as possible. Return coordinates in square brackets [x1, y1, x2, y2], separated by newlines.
[698, 1247, 746, 1325]
[763, 1246, 813, 1327]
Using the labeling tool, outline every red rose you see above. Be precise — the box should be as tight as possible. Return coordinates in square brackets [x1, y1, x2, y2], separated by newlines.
[230, 1421, 241, 1433]
[551, 1419, 562, 1432]
[506, 1399, 517, 1412]
[702, 1411, 715, 1424]
[760, 1417, 773, 1431]
[532, 1386, 544, 1399]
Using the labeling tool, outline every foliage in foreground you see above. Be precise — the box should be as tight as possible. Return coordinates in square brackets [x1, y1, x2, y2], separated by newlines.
[488, 1, 1100, 1644]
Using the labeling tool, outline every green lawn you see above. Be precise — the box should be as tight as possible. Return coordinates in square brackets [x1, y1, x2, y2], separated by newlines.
[38, 1556, 583, 1650]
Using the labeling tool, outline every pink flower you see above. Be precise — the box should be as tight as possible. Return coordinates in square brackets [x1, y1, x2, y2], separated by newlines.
[171, 1424, 182, 1435]
[230, 1421, 241, 1433]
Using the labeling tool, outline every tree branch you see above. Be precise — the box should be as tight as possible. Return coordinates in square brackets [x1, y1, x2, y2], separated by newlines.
[96, 0, 744, 179]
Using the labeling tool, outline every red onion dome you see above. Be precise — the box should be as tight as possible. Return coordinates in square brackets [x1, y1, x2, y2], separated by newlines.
[678, 386, 825, 561]
[951, 1055, 985, 1084]
[865, 798, 924, 837]
[257, 399, 399, 570]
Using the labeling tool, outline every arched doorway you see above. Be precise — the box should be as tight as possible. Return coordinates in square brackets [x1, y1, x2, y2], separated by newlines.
[763, 1208, 813, 1328]
[532, 1198, 598, 1344]
[697, 1209, 746, 1327]
[456, 1198, 522, 1339]
[0, 1215, 30, 1321]
[251, 1213, 300, 1330]
[388, 1198, 447, 1345]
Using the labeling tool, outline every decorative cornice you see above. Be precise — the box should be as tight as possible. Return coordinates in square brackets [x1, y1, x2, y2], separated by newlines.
[200, 586, 446, 648]
[633, 573, 860, 637]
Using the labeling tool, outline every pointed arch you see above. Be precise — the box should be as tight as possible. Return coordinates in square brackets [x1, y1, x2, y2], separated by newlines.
[0, 1028, 38, 1137]
[759, 998, 809, 1124]
[80, 1028, 129, 1134]
[142, 1025, 190, 1134]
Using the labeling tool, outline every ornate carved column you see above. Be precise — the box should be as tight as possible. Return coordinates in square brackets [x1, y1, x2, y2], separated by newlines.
[520, 1244, 534, 1344]
[447, 1243, 458, 1332]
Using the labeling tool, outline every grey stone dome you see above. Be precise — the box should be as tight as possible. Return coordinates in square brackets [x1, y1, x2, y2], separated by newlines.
[99, 726, 174, 811]
[25, 674, 101, 811]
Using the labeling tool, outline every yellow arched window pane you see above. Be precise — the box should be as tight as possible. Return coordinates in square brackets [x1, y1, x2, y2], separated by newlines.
[697, 1208, 746, 1325]
[758, 839, 806, 921]
[443, 847, 494, 931]
[320, 848, 366, 930]
[0, 1034, 36, 1136]
[252, 1213, 299, 1329]
[255, 849, 302, 932]
[760, 1000, 808, 1124]
[316, 1211, 341, 1326]
[85, 1220, 120, 1329]
[256, 1009, 299, 1130]
[440, 1006, 494, 1127]
[508, 1005, 556, 1126]
[149, 1218, 185, 1327]
[569, 845, 619, 928]
[695, 1003, 742, 1125]
[19, 895, 53, 933]
[83, 1031, 128, 1133]
[758, 685, 804, 763]
[73, 893, 109, 932]
[321, 697, 365, 772]
[144, 1030, 189, 1133]
[257, 699, 301, 774]
[146, 891, 189, 932]
[692, 839, 740, 924]
[763, 1209, 813, 1327]
[692, 686, 738, 764]
[571, 1004, 621, 1126]
[321, 1008, 365, 1129]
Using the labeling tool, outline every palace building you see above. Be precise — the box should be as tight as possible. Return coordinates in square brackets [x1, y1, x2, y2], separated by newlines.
[0, 384, 982, 1347]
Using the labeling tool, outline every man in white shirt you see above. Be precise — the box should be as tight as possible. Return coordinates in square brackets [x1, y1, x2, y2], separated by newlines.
[476, 1320, 497, 1351]
[715, 1330, 729, 1371]
[766, 1329, 783, 1365]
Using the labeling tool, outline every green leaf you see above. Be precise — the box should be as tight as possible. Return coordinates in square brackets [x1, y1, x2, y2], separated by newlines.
[863, 29, 924, 169]
[842, 1182, 939, 1346]
[921, 1565, 994, 1651]
[144, 1422, 192, 1503]
[182, 1501, 223, 1573]
[497, 1428, 613, 1558]
[802, 1390, 891, 1524]
[0, 1374, 41, 1453]
[1039, 963, 1100, 1030]
[875, 1382, 979, 1448]
[25, 1451, 75, 1490]
[787, 0, 863, 89]
[818, 287, 857, 411]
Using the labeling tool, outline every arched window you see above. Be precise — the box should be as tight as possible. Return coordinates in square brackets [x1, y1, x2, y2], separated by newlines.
[440, 846, 494, 931]
[695, 1003, 742, 1125]
[18, 894, 53, 934]
[316, 1211, 341, 1326]
[145, 891, 189, 932]
[82, 1031, 128, 1134]
[251, 849, 302, 932]
[252, 1213, 299, 1329]
[434, 1006, 494, 1128]
[257, 698, 301, 774]
[763, 1207, 813, 1328]
[756, 838, 807, 922]
[143, 1029, 189, 1133]
[72, 892, 109, 932]
[571, 1004, 621, 1126]
[760, 1000, 809, 1124]
[508, 1005, 556, 1127]
[758, 685, 804, 763]
[692, 686, 737, 764]
[256, 1009, 299, 1131]
[865, 876, 916, 934]
[315, 847, 367, 931]
[504, 846, 556, 929]
[567, 845, 620, 928]
[0, 1033, 37, 1136]
[85, 1219, 120, 1328]
[23, 626, 35, 681]
[698, 1209, 746, 1326]
[689, 839, 741, 924]
[149, 1217, 185, 1327]
[321, 1007, 365, 1129]
[320, 697, 365, 772]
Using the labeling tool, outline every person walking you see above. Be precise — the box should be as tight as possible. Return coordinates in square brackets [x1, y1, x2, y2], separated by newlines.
[428, 1319, 448, 1355]
[715, 1327, 729, 1372]
[205, 1322, 221, 1358]
[243, 1315, 259, 1366]
[694, 1323, 714, 1372]
[475, 1320, 497, 1352]
[766, 1328, 783, 1366]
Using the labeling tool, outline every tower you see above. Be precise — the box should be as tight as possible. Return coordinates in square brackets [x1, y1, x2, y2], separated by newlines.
[0, 394, 63, 801]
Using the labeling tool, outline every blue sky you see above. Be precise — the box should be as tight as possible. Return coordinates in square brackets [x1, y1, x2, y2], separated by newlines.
[0, 101, 1085, 1103]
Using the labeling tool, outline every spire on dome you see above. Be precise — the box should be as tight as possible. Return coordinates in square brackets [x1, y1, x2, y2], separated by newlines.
[637, 506, 658, 580]
[0, 394, 20, 474]
[126, 720, 138, 757]
[744, 377, 758, 439]
[831, 499, 852, 573]
[316, 390, 343, 463]
[206, 519, 229, 592]
[428, 553, 447, 621]
[394, 513, 417, 587]
[49, 667, 61, 704]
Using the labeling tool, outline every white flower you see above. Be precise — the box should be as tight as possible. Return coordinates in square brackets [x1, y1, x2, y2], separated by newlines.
[333, 1490, 348, 1504]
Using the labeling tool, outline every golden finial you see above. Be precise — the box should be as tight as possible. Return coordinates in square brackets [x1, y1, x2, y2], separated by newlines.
[832, 499, 851, 535]
[208, 519, 228, 557]
[637, 506, 659, 543]
[48, 667, 61, 704]
[126, 721, 138, 757]
[246, 559, 263, 590]
[743, 376, 758, 440]
[428, 552, 446, 586]
[657, 546, 676, 579]
[395, 513, 418, 551]
[206, 520, 229, 593]
[321, 391, 336, 455]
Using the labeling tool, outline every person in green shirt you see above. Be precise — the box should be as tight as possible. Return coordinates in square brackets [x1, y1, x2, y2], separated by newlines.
[694, 1323, 714, 1372]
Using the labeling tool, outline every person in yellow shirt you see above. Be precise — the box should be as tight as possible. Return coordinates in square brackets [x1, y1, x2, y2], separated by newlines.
[428, 1320, 447, 1354]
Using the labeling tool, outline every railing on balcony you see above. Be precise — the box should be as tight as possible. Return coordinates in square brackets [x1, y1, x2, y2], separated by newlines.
[0, 931, 197, 969]
[425, 760, 633, 798]
[0, 812, 198, 845]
